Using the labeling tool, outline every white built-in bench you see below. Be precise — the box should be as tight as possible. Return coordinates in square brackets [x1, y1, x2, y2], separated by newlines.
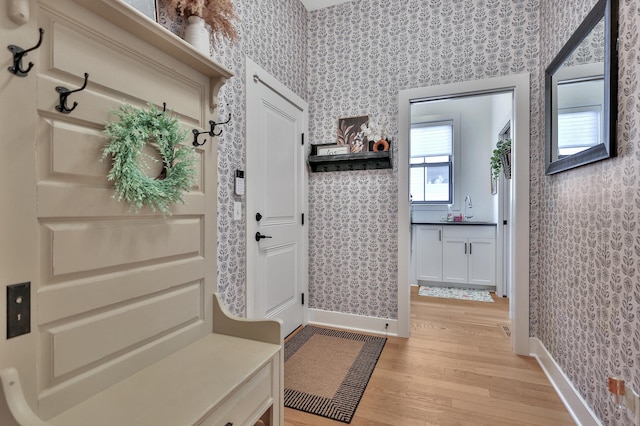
[0, 1, 284, 424]
[1, 294, 283, 426]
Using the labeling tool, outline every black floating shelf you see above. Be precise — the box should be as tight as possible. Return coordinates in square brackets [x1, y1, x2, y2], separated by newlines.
[308, 150, 392, 173]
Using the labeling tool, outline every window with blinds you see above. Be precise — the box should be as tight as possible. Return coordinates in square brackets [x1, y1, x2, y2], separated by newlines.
[410, 121, 453, 204]
[557, 106, 601, 157]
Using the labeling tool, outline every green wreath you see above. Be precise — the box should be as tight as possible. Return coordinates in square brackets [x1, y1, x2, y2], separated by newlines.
[102, 103, 197, 215]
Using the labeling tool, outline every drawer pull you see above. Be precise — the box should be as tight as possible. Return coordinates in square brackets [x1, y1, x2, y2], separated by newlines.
[225, 423, 233, 426]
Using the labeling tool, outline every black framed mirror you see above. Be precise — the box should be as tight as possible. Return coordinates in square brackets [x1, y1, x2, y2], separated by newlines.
[545, 0, 618, 175]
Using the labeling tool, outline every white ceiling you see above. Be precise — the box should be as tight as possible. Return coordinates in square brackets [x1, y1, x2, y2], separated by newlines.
[299, 0, 352, 11]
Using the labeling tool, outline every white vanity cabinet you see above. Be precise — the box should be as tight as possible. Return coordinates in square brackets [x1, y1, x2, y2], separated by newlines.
[442, 226, 496, 286]
[413, 224, 496, 288]
[415, 225, 443, 281]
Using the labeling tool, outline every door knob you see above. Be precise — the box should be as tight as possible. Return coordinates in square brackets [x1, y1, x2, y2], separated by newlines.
[255, 232, 272, 241]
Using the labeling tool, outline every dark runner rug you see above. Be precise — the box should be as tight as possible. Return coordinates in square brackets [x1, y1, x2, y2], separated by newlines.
[284, 326, 386, 423]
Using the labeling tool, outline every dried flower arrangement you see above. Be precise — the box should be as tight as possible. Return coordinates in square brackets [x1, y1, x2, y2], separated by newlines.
[360, 119, 386, 143]
[361, 119, 390, 151]
[167, 0, 239, 44]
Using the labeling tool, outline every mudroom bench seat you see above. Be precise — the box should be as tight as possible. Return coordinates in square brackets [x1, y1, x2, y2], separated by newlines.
[1, 294, 284, 426]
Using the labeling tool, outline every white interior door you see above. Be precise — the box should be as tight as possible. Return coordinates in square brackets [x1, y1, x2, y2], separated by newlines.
[246, 58, 308, 338]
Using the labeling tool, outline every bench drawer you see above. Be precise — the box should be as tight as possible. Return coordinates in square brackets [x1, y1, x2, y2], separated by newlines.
[199, 360, 273, 426]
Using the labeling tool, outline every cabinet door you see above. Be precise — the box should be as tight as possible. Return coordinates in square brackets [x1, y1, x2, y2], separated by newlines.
[468, 238, 496, 285]
[442, 237, 468, 284]
[415, 226, 442, 281]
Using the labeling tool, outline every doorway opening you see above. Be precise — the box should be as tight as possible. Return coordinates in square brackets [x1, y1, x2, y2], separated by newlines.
[408, 91, 512, 298]
[397, 74, 530, 355]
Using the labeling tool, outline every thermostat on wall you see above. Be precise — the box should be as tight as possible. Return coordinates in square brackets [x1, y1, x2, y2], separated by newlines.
[235, 170, 245, 196]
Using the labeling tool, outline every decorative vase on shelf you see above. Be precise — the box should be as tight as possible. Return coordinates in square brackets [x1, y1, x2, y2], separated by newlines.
[184, 15, 210, 56]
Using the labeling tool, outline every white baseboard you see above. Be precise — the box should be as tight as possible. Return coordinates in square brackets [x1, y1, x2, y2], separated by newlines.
[307, 308, 397, 337]
[529, 338, 602, 426]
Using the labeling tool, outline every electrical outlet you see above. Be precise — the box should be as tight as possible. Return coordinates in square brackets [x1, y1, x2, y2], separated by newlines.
[7, 282, 30, 339]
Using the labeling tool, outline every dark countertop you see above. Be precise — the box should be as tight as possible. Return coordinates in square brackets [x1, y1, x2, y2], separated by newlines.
[411, 221, 497, 226]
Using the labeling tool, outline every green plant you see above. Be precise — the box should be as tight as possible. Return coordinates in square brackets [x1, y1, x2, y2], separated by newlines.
[490, 139, 512, 180]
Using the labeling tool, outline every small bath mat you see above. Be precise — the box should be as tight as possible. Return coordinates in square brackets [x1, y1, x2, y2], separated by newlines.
[418, 286, 494, 302]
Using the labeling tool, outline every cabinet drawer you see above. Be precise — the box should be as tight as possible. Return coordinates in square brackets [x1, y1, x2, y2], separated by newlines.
[199, 360, 273, 426]
[442, 225, 495, 239]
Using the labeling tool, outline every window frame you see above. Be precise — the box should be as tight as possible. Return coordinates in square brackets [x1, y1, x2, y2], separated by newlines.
[409, 114, 460, 209]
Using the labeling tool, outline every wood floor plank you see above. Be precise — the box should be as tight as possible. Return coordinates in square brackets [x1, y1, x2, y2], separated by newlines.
[380, 370, 491, 397]
[284, 287, 575, 425]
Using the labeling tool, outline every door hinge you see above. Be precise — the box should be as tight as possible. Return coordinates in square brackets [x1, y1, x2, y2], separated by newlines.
[301, 133, 304, 145]
[301, 213, 304, 225]
[301, 293, 305, 305]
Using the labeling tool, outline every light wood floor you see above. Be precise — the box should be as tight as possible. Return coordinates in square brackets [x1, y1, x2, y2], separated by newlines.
[284, 286, 575, 426]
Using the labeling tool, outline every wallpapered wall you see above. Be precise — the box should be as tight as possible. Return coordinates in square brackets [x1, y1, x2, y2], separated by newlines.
[536, 0, 640, 424]
[157, 0, 308, 315]
[307, 0, 540, 319]
[155, 0, 640, 421]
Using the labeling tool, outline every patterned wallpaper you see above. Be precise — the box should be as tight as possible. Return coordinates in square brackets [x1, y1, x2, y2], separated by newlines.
[307, 0, 540, 319]
[564, 19, 605, 66]
[155, 1, 640, 422]
[157, 0, 308, 315]
[537, 0, 640, 424]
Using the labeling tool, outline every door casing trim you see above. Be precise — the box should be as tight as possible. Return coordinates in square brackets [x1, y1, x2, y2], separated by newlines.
[397, 73, 531, 355]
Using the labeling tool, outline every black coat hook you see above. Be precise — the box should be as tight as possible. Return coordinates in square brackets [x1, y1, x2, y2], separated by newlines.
[55, 72, 89, 114]
[193, 111, 232, 147]
[192, 128, 208, 147]
[157, 102, 167, 116]
[208, 112, 232, 137]
[8, 28, 44, 77]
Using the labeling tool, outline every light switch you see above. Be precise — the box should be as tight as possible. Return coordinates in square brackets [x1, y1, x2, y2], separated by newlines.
[233, 202, 241, 221]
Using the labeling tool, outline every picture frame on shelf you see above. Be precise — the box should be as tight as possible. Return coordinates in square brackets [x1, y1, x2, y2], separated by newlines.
[315, 144, 351, 156]
[122, 0, 158, 21]
[337, 115, 368, 153]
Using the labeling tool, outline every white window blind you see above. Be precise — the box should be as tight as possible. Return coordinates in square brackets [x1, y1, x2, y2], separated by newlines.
[410, 121, 453, 204]
[557, 107, 601, 150]
[411, 122, 453, 157]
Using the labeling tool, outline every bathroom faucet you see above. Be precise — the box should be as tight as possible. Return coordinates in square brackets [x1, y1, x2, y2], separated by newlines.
[464, 195, 473, 220]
